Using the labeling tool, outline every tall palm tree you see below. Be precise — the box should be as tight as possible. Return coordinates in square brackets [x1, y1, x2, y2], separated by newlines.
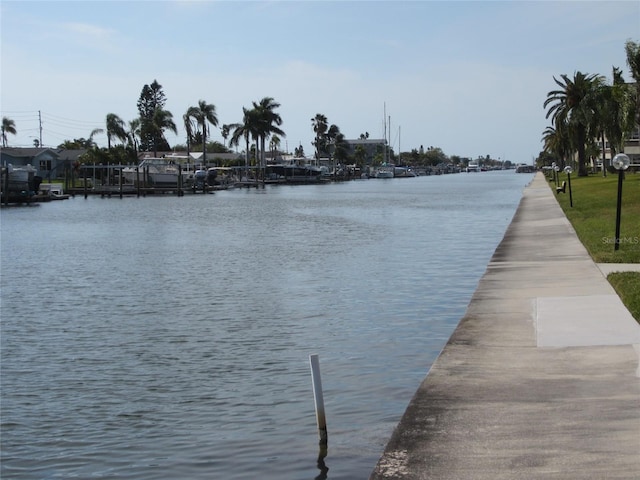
[221, 124, 230, 149]
[544, 71, 604, 176]
[150, 109, 177, 157]
[187, 100, 218, 166]
[625, 40, 640, 126]
[252, 97, 285, 173]
[229, 107, 260, 173]
[183, 112, 196, 158]
[128, 119, 141, 153]
[595, 67, 635, 175]
[312, 114, 328, 159]
[105, 113, 128, 149]
[2, 116, 17, 147]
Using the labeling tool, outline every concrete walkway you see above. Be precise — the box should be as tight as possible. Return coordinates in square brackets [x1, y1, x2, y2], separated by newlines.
[370, 172, 640, 480]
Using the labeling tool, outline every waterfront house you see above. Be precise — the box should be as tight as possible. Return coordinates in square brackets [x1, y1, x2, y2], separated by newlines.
[1, 147, 88, 180]
[1, 147, 59, 177]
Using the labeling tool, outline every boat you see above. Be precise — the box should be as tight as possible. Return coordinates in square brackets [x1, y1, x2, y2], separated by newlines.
[466, 163, 480, 172]
[392, 127, 416, 177]
[515, 164, 535, 173]
[122, 157, 183, 186]
[1, 163, 42, 196]
[265, 158, 327, 183]
[393, 166, 417, 177]
[374, 104, 395, 178]
[375, 165, 394, 178]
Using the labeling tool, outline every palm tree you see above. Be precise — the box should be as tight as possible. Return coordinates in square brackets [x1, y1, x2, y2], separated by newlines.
[150, 109, 177, 156]
[221, 124, 230, 149]
[252, 97, 285, 176]
[625, 40, 640, 126]
[183, 112, 196, 158]
[105, 113, 128, 149]
[332, 132, 350, 163]
[2, 117, 17, 147]
[127, 119, 141, 153]
[88, 128, 104, 148]
[541, 122, 573, 169]
[594, 67, 635, 175]
[229, 107, 260, 174]
[325, 123, 340, 174]
[187, 100, 218, 166]
[270, 134, 281, 161]
[544, 71, 604, 176]
[312, 114, 328, 159]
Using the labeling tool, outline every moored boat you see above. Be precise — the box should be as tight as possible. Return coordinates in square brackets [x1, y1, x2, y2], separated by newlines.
[375, 165, 394, 178]
[393, 166, 417, 177]
[122, 157, 182, 186]
[1, 163, 42, 197]
[266, 158, 326, 183]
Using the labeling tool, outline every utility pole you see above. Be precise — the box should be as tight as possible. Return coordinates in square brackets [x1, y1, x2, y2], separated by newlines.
[38, 110, 43, 147]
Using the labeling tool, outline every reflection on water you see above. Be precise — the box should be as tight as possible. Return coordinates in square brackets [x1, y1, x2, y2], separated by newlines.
[316, 445, 330, 480]
[1, 171, 533, 479]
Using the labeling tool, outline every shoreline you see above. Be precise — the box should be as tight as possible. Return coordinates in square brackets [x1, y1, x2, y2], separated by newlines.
[370, 171, 640, 479]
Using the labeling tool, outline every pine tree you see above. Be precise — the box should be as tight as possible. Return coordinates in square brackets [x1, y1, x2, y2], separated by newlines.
[137, 80, 170, 153]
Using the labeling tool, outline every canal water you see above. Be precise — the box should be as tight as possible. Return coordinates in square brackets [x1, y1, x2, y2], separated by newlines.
[1, 170, 533, 479]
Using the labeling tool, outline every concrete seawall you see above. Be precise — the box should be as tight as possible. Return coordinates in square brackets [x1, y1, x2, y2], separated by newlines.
[370, 172, 640, 479]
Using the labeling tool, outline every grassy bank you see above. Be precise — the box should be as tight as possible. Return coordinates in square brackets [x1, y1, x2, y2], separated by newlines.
[608, 272, 640, 322]
[549, 171, 639, 322]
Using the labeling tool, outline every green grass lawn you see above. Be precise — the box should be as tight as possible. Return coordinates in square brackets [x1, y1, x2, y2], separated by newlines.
[608, 272, 640, 322]
[549, 171, 639, 322]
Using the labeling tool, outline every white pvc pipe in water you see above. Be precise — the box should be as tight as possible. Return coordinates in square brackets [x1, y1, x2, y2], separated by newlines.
[309, 354, 328, 445]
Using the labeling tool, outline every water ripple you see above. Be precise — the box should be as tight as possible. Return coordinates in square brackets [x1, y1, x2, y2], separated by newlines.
[1, 172, 532, 479]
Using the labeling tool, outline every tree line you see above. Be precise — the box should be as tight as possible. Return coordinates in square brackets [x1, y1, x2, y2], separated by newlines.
[540, 39, 640, 176]
[7, 38, 637, 172]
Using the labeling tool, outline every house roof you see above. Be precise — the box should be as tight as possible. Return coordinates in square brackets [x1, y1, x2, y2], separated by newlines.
[345, 138, 386, 145]
[138, 151, 243, 162]
[1, 147, 60, 158]
[56, 149, 87, 161]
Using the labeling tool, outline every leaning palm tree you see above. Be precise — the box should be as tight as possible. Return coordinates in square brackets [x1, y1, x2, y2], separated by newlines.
[187, 100, 218, 166]
[252, 97, 285, 173]
[88, 128, 104, 148]
[105, 113, 128, 149]
[2, 116, 17, 147]
[150, 108, 177, 156]
[544, 71, 605, 176]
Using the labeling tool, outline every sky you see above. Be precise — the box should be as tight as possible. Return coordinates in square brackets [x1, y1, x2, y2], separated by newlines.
[1, 0, 639, 163]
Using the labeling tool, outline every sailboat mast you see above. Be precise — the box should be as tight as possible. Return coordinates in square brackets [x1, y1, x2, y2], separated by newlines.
[383, 103, 387, 164]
